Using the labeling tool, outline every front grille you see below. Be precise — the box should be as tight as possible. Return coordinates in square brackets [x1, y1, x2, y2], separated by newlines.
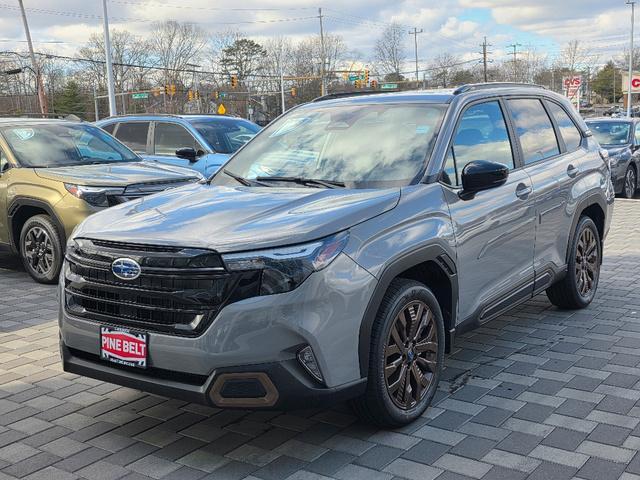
[64, 238, 258, 336]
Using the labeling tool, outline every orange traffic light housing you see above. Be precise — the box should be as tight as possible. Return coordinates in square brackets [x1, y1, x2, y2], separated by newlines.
[231, 75, 238, 88]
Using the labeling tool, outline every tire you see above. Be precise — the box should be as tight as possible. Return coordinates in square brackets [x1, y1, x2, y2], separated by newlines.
[622, 166, 637, 199]
[351, 278, 445, 428]
[19, 214, 63, 284]
[546, 216, 601, 309]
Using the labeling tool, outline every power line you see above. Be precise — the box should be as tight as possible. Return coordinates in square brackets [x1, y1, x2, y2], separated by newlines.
[111, 0, 316, 12]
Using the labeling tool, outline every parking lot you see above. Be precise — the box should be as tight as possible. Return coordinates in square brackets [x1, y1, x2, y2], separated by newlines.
[0, 198, 637, 480]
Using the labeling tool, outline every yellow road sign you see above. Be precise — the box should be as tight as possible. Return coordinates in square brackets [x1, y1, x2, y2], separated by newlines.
[217, 104, 226, 115]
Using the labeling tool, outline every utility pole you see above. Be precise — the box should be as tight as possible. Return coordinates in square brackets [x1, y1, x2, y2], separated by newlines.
[93, 86, 99, 121]
[318, 7, 327, 96]
[479, 36, 491, 82]
[102, 0, 117, 116]
[508, 43, 521, 82]
[17, 0, 47, 115]
[408, 27, 423, 82]
[627, 0, 635, 117]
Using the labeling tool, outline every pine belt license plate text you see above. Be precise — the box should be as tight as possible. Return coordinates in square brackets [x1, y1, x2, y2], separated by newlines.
[100, 327, 147, 368]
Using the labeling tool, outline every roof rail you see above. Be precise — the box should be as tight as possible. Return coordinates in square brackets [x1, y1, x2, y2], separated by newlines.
[453, 82, 546, 95]
[312, 90, 396, 102]
[99, 113, 184, 119]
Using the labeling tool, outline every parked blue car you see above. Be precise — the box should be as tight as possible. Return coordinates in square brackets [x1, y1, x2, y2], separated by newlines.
[95, 114, 261, 176]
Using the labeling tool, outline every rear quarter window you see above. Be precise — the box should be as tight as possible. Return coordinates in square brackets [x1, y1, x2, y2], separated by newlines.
[547, 102, 582, 151]
[114, 122, 149, 153]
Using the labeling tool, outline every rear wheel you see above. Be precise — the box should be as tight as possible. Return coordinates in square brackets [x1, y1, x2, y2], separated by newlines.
[622, 166, 637, 199]
[19, 215, 63, 284]
[546, 216, 601, 309]
[351, 279, 445, 427]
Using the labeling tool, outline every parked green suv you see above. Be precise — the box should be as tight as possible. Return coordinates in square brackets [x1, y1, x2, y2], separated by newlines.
[0, 118, 201, 283]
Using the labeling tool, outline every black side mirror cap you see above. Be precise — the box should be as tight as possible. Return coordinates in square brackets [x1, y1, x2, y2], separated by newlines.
[175, 147, 198, 161]
[460, 160, 509, 199]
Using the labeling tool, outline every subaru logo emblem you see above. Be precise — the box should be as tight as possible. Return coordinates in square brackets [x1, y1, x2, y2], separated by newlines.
[111, 258, 141, 280]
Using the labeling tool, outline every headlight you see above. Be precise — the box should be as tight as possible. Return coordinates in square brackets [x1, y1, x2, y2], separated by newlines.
[222, 232, 349, 295]
[64, 184, 124, 207]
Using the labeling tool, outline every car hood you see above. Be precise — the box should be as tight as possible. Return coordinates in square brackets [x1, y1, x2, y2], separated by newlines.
[73, 183, 400, 252]
[35, 161, 199, 186]
[602, 145, 630, 155]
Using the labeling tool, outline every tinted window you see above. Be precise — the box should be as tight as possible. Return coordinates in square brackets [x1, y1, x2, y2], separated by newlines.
[114, 122, 149, 152]
[442, 101, 515, 187]
[547, 102, 582, 151]
[0, 124, 139, 167]
[635, 124, 640, 144]
[101, 123, 116, 135]
[189, 118, 260, 154]
[154, 123, 200, 156]
[215, 104, 446, 189]
[508, 99, 559, 164]
[587, 121, 631, 146]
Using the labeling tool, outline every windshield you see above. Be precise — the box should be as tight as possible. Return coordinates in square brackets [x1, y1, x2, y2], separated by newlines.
[587, 121, 631, 146]
[188, 118, 260, 154]
[212, 103, 446, 189]
[1, 123, 140, 167]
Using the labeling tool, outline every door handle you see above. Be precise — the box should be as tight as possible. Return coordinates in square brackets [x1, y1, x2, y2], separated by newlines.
[515, 183, 532, 199]
[567, 164, 580, 178]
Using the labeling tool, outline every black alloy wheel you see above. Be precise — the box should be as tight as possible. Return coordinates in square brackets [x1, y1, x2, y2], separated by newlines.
[384, 300, 438, 410]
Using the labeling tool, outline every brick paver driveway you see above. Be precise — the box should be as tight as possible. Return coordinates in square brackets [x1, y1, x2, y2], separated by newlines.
[0, 200, 639, 480]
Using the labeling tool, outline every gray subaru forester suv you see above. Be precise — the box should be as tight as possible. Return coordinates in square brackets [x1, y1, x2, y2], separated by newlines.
[60, 83, 614, 427]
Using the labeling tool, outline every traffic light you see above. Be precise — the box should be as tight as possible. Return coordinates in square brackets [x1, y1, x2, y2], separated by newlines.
[354, 79, 361, 89]
[168, 84, 176, 96]
[364, 69, 369, 85]
[231, 75, 238, 88]
[164, 85, 169, 95]
[188, 90, 194, 101]
[152, 87, 162, 97]
[290, 87, 297, 97]
[370, 79, 378, 89]
[214, 91, 219, 99]
[195, 90, 200, 100]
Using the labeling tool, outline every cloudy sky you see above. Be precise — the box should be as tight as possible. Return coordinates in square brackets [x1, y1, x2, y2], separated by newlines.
[0, 0, 630, 71]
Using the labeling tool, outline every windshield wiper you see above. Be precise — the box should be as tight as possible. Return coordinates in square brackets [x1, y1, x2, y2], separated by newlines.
[222, 169, 271, 187]
[255, 176, 345, 189]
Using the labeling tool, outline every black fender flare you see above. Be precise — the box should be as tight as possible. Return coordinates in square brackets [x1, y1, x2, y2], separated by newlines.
[357, 243, 458, 378]
[565, 193, 608, 265]
[7, 197, 66, 252]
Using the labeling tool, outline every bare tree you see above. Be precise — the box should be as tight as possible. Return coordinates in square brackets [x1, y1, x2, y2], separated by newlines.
[78, 30, 152, 93]
[374, 23, 405, 79]
[150, 21, 207, 86]
[429, 53, 460, 87]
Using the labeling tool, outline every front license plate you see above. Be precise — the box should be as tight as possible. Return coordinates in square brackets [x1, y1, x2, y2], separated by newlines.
[100, 326, 147, 368]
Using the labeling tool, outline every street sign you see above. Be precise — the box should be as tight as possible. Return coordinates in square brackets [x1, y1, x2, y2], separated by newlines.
[131, 92, 149, 100]
[381, 83, 398, 90]
[562, 76, 582, 110]
[217, 104, 226, 115]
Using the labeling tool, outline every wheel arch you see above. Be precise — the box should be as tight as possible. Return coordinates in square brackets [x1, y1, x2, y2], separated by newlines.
[358, 244, 458, 378]
[8, 197, 65, 253]
[565, 194, 606, 265]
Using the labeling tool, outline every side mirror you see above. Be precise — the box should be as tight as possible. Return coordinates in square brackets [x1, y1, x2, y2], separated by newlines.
[175, 147, 198, 162]
[460, 160, 509, 198]
[0, 160, 9, 175]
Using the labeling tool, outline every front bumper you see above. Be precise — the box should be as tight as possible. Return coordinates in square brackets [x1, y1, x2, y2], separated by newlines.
[59, 252, 376, 409]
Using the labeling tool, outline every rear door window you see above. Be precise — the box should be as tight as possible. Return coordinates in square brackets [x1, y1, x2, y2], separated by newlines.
[547, 102, 582, 151]
[114, 122, 149, 153]
[507, 99, 560, 164]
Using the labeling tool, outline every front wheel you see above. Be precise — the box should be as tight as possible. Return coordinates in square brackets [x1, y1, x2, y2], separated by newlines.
[351, 279, 445, 428]
[19, 214, 63, 284]
[546, 216, 601, 309]
[622, 166, 637, 199]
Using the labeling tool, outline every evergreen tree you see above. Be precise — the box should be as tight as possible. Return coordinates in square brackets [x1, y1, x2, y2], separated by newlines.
[53, 81, 86, 118]
[592, 61, 622, 103]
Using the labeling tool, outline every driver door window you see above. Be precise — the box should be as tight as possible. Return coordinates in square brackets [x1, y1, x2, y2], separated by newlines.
[154, 123, 202, 156]
[442, 100, 515, 186]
